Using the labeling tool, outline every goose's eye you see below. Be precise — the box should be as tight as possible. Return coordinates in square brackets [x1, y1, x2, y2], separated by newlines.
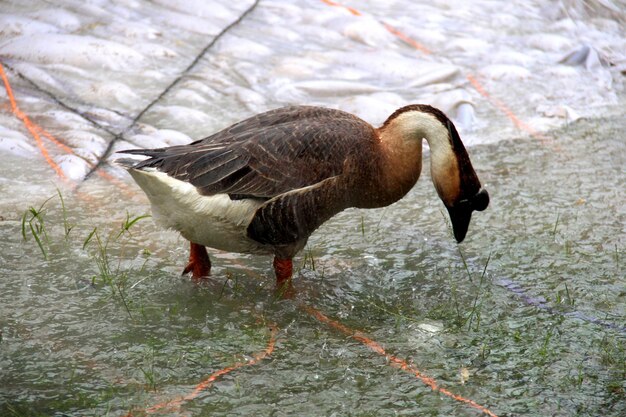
[456, 198, 471, 209]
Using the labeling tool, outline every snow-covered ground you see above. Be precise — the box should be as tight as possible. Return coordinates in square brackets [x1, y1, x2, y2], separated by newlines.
[0, 0, 624, 183]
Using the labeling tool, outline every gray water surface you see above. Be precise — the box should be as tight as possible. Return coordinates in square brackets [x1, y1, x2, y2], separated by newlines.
[1, 115, 624, 416]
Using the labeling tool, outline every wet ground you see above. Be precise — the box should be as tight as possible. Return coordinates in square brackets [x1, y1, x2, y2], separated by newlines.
[1, 115, 624, 416]
[0, 0, 625, 416]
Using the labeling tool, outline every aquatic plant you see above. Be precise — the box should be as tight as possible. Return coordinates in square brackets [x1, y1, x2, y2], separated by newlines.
[56, 188, 74, 239]
[464, 251, 492, 332]
[82, 212, 152, 318]
[20, 191, 152, 318]
[21, 196, 54, 260]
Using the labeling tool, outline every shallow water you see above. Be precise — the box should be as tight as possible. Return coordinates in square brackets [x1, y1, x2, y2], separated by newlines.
[1, 0, 625, 416]
[1, 115, 624, 416]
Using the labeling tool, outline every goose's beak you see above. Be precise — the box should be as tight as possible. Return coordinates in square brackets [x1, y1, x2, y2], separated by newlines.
[446, 188, 489, 243]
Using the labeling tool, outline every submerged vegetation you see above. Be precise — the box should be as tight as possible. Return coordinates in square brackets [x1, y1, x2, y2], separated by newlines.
[5, 117, 626, 416]
[20, 190, 152, 318]
[21, 195, 53, 261]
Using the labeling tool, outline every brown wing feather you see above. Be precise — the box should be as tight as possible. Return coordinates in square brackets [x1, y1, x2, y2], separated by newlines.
[121, 105, 377, 199]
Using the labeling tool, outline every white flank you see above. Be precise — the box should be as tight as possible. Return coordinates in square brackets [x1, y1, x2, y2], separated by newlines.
[129, 168, 270, 254]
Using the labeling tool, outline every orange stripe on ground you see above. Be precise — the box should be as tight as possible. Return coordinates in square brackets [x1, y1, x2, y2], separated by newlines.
[318, 2, 548, 143]
[96, 170, 137, 196]
[124, 324, 277, 416]
[0, 63, 66, 179]
[212, 259, 498, 415]
[320, 0, 362, 16]
[301, 303, 499, 417]
[382, 23, 432, 55]
[41, 123, 135, 195]
[466, 73, 551, 142]
[0, 63, 138, 196]
[41, 127, 137, 196]
[37, 125, 75, 155]
[318, 1, 430, 53]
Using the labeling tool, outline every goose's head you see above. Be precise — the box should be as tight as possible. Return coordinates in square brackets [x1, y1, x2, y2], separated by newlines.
[422, 107, 489, 242]
[381, 105, 489, 242]
[444, 182, 490, 243]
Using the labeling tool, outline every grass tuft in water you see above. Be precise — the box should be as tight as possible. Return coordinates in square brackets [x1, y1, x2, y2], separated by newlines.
[118, 212, 151, 239]
[21, 190, 77, 259]
[81, 213, 152, 318]
[552, 209, 560, 237]
[537, 326, 555, 359]
[554, 282, 576, 307]
[56, 187, 74, 239]
[85, 226, 134, 318]
[423, 250, 495, 332]
[456, 245, 474, 284]
[21, 193, 153, 319]
[364, 296, 422, 325]
[360, 214, 366, 236]
[139, 347, 158, 392]
[302, 247, 316, 272]
[21, 196, 54, 260]
[465, 252, 491, 331]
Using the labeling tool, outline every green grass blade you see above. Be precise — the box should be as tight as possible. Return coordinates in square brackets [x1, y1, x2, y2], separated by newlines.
[83, 227, 98, 250]
[21, 211, 28, 240]
[29, 221, 48, 260]
[118, 213, 151, 238]
[56, 187, 73, 238]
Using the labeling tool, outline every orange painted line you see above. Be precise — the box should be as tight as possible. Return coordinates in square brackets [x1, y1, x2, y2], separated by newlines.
[177, 258, 498, 415]
[301, 303, 499, 417]
[37, 125, 75, 155]
[320, 0, 361, 16]
[41, 126, 137, 195]
[124, 324, 277, 416]
[97, 170, 137, 195]
[217, 260, 497, 415]
[0, 63, 138, 196]
[382, 22, 432, 55]
[466, 73, 550, 142]
[317, 1, 548, 143]
[39, 123, 134, 194]
[0, 63, 66, 179]
[319, 1, 430, 54]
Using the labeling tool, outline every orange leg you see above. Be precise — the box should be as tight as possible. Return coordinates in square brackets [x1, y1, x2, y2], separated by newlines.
[273, 257, 294, 298]
[182, 242, 211, 279]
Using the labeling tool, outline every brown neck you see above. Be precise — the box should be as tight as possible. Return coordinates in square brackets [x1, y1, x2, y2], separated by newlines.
[375, 119, 424, 206]
[355, 107, 462, 209]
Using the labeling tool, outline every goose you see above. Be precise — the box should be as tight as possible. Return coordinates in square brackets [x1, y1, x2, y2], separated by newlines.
[116, 104, 489, 294]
